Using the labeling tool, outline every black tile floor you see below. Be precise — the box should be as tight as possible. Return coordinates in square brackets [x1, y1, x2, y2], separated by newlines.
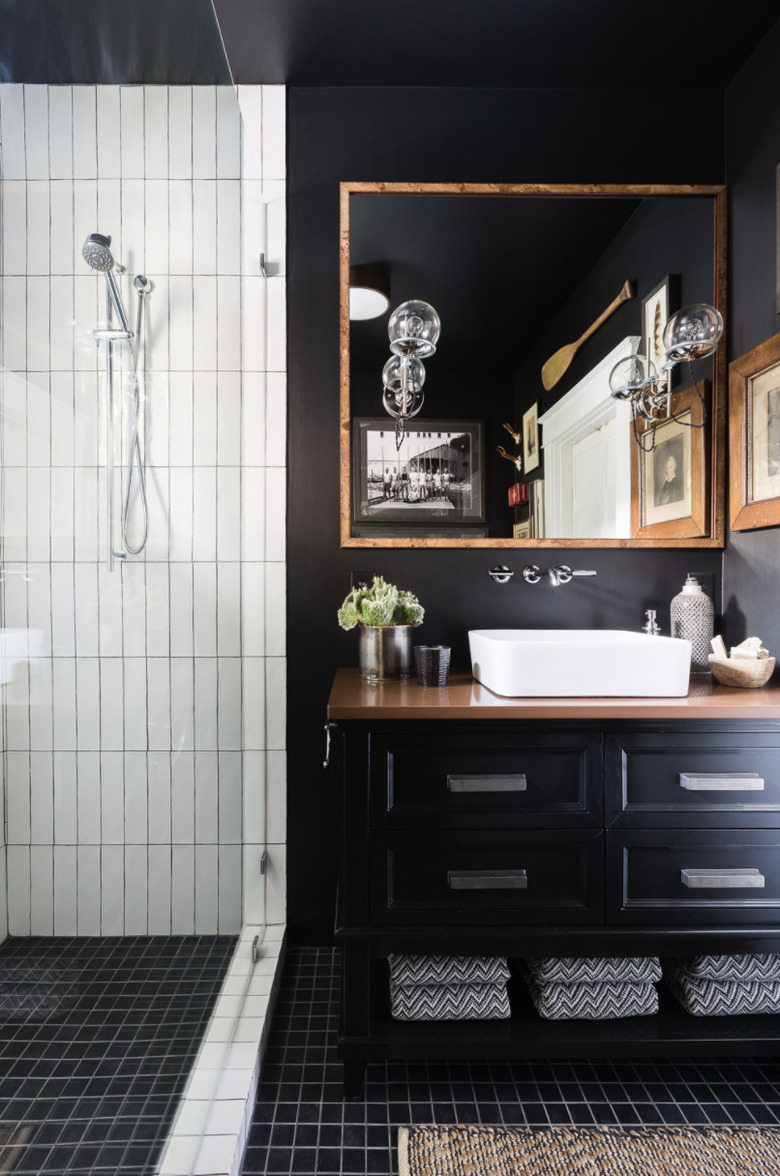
[0, 934, 236, 1175]
[243, 946, 780, 1175]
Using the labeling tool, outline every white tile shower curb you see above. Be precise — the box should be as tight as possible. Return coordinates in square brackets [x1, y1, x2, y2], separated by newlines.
[156, 923, 286, 1176]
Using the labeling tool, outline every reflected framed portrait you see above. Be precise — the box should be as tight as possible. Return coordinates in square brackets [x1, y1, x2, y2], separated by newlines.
[351, 418, 485, 533]
[730, 330, 780, 531]
[630, 382, 709, 539]
[522, 402, 540, 473]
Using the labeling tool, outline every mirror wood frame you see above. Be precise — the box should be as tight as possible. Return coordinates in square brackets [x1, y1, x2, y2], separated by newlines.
[339, 181, 727, 549]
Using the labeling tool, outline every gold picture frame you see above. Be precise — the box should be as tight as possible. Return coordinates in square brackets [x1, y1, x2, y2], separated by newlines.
[522, 402, 540, 473]
[729, 331, 780, 531]
[630, 382, 709, 539]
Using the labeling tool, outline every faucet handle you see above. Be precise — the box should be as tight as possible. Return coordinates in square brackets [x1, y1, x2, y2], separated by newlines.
[555, 566, 597, 584]
[642, 608, 661, 636]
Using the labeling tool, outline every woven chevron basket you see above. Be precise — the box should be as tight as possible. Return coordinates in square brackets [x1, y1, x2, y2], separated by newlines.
[525, 955, 661, 985]
[398, 1124, 780, 1176]
[390, 981, 510, 1021]
[522, 968, 658, 1020]
[388, 955, 510, 987]
[665, 965, 780, 1016]
[670, 953, 780, 982]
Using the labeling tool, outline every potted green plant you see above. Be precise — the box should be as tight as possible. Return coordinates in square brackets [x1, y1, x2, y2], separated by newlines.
[338, 575, 424, 682]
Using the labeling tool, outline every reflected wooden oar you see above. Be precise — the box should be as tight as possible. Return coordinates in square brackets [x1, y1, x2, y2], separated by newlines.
[541, 279, 635, 392]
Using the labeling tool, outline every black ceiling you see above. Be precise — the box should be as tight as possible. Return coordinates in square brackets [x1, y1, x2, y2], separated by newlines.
[0, 0, 231, 84]
[213, 0, 779, 89]
[349, 194, 642, 374]
[1, 1, 776, 92]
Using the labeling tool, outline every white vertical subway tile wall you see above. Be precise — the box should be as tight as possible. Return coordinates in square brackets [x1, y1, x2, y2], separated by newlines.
[0, 83, 287, 938]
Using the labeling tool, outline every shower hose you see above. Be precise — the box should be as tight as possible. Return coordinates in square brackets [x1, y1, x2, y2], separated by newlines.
[123, 285, 149, 555]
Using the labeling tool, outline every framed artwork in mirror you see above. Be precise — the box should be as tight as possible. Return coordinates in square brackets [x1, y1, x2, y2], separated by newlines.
[642, 274, 679, 396]
[351, 418, 485, 534]
[729, 331, 780, 531]
[523, 402, 540, 472]
[630, 382, 709, 538]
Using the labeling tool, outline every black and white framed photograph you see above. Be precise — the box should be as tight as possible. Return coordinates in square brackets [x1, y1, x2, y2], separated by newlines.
[352, 418, 485, 530]
[522, 402, 540, 473]
[642, 275, 679, 394]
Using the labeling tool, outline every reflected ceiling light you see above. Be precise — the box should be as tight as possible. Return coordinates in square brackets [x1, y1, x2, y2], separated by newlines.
[382, 300, 441, 448]
[388, 299, 441, 358]
[349, 264, 390, 320]
[609, 301, 723, 450]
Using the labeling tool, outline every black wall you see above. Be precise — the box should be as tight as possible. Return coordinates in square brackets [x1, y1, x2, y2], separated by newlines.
[722, 18, 780, 650]
[287, 86, 726, 942]
[513, 198, 716, 424]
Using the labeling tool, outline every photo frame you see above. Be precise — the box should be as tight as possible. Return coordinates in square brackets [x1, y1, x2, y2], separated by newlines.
[522, 402, 540, 472]
[513, 520, 531, 540]
[630, 381, 709, 539]
[351, 418, 485, 532]
[729, 330, 780, 531]
[642, 275, 679, 395]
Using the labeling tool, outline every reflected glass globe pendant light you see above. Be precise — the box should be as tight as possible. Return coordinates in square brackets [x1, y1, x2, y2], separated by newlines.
[382, 300, 441, 448]
[608, 301, 723, 451]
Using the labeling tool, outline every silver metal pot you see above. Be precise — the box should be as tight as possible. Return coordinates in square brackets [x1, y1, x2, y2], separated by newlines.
[358, 625, 414, 682]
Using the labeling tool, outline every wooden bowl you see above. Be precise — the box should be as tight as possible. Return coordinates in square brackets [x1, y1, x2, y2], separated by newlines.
[708, 655, 775, 688]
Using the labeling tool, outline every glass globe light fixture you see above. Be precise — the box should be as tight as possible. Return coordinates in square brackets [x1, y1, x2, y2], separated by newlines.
[382, 355, 425, 393]
[663, 303, 723, 366]
[388, 300, 441, 358]
[382, 356, 426, 419]
[609, 353, 658, 401]
[383, 386, 424, 419]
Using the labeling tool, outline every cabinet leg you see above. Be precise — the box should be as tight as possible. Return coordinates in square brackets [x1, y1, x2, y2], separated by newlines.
[342, 1060, 366, 1099]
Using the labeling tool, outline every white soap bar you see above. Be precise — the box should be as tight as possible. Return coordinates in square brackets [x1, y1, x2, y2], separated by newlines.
[730, 636, 770, 660]
[710, 635, 728, 659]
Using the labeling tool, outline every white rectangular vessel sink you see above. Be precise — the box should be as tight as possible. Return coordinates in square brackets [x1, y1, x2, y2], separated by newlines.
[469, 629, 692, 698]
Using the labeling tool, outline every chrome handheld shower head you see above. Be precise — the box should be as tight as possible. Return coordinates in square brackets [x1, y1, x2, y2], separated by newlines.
[82, 233, 115, 272]
[83, 232, 131, 335]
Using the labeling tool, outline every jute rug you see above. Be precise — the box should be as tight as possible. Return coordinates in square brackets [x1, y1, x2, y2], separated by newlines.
[0, 1125, 32, 1174]
[398, 1123, 780, 1175]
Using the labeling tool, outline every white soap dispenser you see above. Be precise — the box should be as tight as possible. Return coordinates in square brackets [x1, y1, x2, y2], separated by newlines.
[670, 574, 714, 673]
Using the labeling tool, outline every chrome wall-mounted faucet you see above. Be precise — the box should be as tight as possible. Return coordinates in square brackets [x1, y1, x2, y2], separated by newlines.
[487, 564, 597, 586]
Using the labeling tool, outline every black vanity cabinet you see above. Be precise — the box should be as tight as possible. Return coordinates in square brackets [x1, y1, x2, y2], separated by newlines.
[329, 675, 780, 1095]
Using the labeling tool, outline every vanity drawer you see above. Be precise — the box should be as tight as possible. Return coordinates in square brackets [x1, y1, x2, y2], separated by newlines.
[606, 733, 780, 828]
[370, 830, 604, 926]
[369, 730, 603, 829]
[608, 829, 780, 924]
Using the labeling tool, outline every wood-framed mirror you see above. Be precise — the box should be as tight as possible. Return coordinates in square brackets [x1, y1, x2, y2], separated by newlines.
[339, 182, 727, 549]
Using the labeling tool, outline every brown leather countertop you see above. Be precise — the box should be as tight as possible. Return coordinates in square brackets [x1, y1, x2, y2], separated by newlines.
[327, 668, 780, 721]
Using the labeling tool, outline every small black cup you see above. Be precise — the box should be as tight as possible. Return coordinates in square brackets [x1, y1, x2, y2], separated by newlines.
[414, 645, 451, 687]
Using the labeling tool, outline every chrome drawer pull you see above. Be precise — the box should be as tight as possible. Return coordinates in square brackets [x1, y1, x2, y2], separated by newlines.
[679, 772, 764, 792]
[447, 773, 527, 793]
[447, 869, 528, 890]
[681, 868, 765, 889]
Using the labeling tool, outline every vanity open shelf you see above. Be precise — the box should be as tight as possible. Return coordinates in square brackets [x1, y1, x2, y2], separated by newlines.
[329, 670, 780, 1095]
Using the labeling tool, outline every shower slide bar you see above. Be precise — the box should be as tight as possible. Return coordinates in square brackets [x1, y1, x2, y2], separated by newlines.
[83, 233, 151, 572]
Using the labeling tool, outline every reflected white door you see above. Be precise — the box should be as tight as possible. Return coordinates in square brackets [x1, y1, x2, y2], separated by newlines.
[571, 415, 617, 537]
